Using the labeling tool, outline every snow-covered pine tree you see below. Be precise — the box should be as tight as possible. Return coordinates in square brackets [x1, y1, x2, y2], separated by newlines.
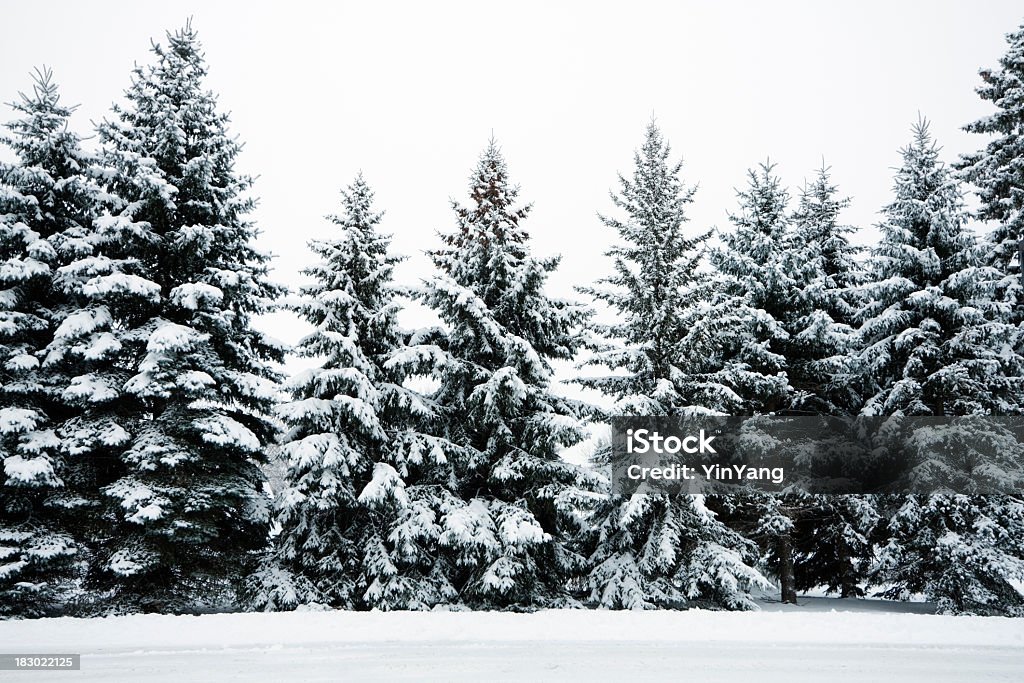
[0, 69, 95, 617]
[576, 122, 767, 609]
[873, 493, 1024, 615]
[414, 139, 595, 609]
[859, 120, 1024, 614]
[787, 165, 862, 416]
[249, 174, 458, 611]
[859, 120, 1022, 418]
[708, 162, 795, 414]
[707, 162, 804, 604]
[957, 21, 1024, 318]
[785, 166, 876, 598]
[578, 121, 731, 414]
[77, 24, 286, 613]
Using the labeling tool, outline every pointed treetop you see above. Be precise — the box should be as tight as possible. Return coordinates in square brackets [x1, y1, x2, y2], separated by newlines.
[4, 66, 75, 141]
[445, 137, 531, 252]
[9, 66, 62, 111]
[468, 136, 513, 202]
[332, 171, 382, 228]
[603, 120, 694, 239]
[910, 115, 936, 151]
[795, 162, 850, 227]
[641, 116, 670, 160]
[873, 118, 970, 286]
[624, 119, 682, 197]
[136, 20, 208, 93]
[165, 19, 202, 59]
[807, 160, 836, 192]
[893, 117, 947, 201]
[730, 160, 789, 237]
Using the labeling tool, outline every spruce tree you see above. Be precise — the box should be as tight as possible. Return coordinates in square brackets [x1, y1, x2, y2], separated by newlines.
[859, 120, 1024, 614]
[414, 139, 595, 608]
[859, 121, 1022, 418]
[873, 493, 1024, 615]
[787, 165, 862, 415]
[578, 121, 734, 414]
[577, 122, 768, 609]
[707, 162, 802, 604]
[78, 24, 286, 612]
[249, 175, 458, 611]
[0, 69, 96, 617]
[957, 21, 1024, 316]
[785, 166, 876, 598]
[708, 162, 795, 414]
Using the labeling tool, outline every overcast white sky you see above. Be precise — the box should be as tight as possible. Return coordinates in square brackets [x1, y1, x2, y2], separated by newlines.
[2, 1, 1022, 382]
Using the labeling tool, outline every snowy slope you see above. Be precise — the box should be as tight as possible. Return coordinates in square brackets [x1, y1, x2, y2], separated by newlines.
[1, 600, 1022, 682]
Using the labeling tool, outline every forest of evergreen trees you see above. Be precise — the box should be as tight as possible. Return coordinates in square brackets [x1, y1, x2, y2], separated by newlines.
[3, 21, 1024, 619]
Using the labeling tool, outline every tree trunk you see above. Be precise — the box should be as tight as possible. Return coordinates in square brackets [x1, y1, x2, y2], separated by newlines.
[778, 534, 798, 604]
[839, 543, 856, 598]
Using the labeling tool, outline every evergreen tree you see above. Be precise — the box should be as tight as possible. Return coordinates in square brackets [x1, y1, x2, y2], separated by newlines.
[859, 120, 1024, 614]
[0, 69, 96, 617]
[414, 139, 595, 608]
[957, 22, 1024, 317]
[707, 162, 802, 603]
[873, 493, 1024, 615]
[785, 166, 876, 598]
[249, 175, 457, 611]
[787, 165, 862, 415]
[708, 161, 795, 415]
[859, 121, 1022, 417]
[586, 490, 767, 610]
[578, 121, 735, 414]
[75, 24, 286, 612]
[577, 122, 768, 609]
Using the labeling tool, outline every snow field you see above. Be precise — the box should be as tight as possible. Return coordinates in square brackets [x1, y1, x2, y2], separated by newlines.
[1, 603, 1022, 681]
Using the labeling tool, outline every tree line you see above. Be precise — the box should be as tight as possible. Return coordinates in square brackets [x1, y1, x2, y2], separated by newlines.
[2, 22, 1024, 618]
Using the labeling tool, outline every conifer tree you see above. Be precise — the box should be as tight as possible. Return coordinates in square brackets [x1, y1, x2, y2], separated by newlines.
[249, 175, 458, 611]
[577, 123, 768, 609]
[873, 493, 1024, 615]
[0, 69, 96, 617]
[787, 166, 862, 415]
[859, 120, 1024, 614]
[957, 21, 1024, 317]
[578, 121, 734, 414]
[709, 162, 795, 415]
[859, 121, 1022, 418]
[785, 166, 876, 598]
[77, 24, 286, 612]
[414, 139, 595, 608]
[707, 162, 803, 603]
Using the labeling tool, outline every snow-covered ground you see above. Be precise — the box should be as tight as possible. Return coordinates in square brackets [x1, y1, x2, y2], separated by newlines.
[1, 599, 1021, 681]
